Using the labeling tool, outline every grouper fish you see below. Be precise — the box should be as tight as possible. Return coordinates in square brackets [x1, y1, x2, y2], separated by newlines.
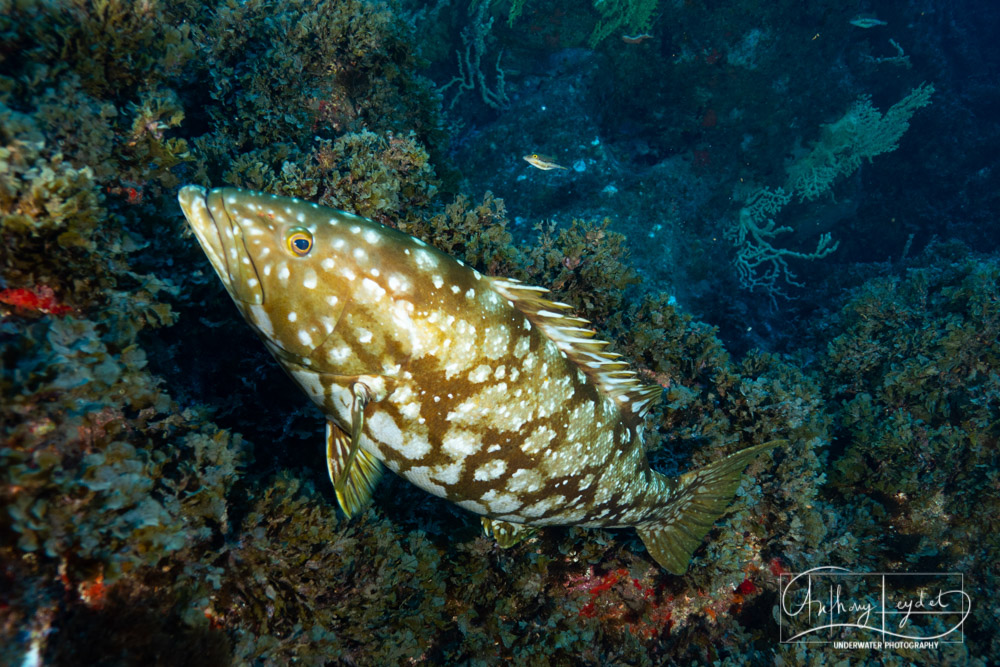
[178, 185, 776, 574]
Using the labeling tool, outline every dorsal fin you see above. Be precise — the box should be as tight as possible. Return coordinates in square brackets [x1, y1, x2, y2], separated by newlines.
[489, 277, 661, 418]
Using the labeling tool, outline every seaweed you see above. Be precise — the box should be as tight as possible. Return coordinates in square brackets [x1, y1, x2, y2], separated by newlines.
[0, 0, 995, 664]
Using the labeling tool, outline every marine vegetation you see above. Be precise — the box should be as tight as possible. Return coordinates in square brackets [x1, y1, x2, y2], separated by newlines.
[0, 0, 997, 664]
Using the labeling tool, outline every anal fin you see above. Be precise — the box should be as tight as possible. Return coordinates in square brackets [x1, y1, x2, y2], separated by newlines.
[481, 518, 537, 548]
[326, 419, 383, 518]
[637, 440, 782, 574]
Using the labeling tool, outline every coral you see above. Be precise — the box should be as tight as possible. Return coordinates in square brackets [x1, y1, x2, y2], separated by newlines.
[116, 89, 192, 191]
[0, 311, 249, 663]
[786, 83, 935, 201]
[729, 84, 933, 297]
[818, 243, 1000, 659]
[223, 129, 439, 227]
[522, 218, 641, 325]
[194, 0, 442, 176]
[589, 0, 660, 47]
[1, 316, 247, 576]
[400, 191, 521, 276]
[0, 0, 197, 103]
[728, 186, 839, 299]
[440, 1, 511, 111]
[217, 474, 448, 664]
[0, 103, 102, 243]
[0, 285, 73, 316]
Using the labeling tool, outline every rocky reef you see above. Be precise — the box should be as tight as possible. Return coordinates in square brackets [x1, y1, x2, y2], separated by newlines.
[1, 0, 996, 664]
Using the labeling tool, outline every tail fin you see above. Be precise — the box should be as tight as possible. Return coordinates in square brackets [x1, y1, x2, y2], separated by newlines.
[637, 441, 781, 575]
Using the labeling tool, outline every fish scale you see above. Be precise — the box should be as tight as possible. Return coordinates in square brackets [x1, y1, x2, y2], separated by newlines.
[179, 185, 779, 574]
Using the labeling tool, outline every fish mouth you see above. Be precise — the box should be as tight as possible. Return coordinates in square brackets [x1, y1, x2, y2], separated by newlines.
[178, 185, 263, 305]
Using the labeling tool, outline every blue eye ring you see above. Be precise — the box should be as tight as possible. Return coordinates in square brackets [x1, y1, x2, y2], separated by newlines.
[287, 228, 313, 256]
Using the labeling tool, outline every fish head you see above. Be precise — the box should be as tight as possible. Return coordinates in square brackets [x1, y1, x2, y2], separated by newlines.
[179, 185, 362, 370]
[522, 153, 547, 169]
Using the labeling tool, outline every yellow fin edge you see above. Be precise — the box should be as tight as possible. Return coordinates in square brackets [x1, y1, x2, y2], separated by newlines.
[326, 420, 384, 518]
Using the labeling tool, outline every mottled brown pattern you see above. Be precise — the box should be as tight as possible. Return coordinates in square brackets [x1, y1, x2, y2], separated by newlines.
[180, 185, 776, 574]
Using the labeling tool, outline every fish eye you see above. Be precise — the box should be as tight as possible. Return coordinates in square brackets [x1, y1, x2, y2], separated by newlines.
[286, 228, 313, 256]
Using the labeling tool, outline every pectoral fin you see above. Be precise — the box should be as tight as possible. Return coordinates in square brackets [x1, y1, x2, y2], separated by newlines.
[481, 518, 537, 548]
[326, 383, 383, 517]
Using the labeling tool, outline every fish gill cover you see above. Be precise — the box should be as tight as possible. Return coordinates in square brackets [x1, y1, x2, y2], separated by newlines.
[0, 0, 997, 665]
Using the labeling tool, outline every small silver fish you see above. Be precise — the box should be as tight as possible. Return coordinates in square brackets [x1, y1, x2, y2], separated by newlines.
[523, 153, 569, 170]
[178, 185, 777, 574]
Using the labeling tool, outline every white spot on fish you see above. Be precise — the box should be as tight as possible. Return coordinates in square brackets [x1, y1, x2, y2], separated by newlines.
[432, 275, 444, 289]
[520, 426, 556, 455]
[298, 329, 313, 346]
[361, 278, 386, 300]
[456, 499, 488, 514]
[442, 429, 481, 458]
[321, 257, 335, 270]
[468, 365, 491, 383]
[399, 431, 431, 459]
[288, 311, 297, 322]
[431, 461, 463, 485]
[481, 489, 522, 513]
[473, 459, 506, 481]
[364, 230, 379, 244]
[368, 411, 403, 451]
[522, 496, 564, 518]
[303, 268, 318, 289]
[415, 249, 437, 269]
[357, 328, 373, 344]
[327, 346, 350, 363]
[399, 401, 420, 420]
[507, 468, 543, 493]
